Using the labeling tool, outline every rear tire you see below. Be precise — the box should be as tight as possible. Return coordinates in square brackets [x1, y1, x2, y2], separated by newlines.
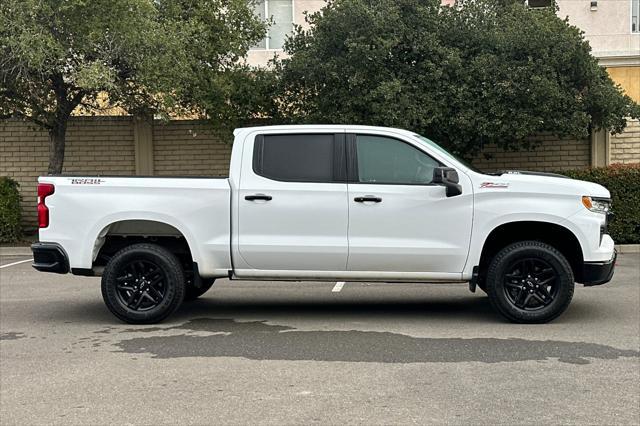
[486, 241, 574, 323]
[101, 243, 185, 324]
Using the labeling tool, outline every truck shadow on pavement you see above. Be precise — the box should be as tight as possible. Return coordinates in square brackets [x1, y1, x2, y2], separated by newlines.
[52, 292, 613, 328]
[52, 295, 502, 325]
[175, 296, 499, 322]
[111, 317, 639, 365]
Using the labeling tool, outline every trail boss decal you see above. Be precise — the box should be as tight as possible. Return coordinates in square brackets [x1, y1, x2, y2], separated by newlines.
[70, 178, 105, 185]
[480, 182, 509, 189]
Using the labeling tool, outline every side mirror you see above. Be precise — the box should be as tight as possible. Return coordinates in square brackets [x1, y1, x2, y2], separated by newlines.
[433, 167, 462, 197]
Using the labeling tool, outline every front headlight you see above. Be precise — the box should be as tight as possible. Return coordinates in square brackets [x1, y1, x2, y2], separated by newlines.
[582, 196, 611, 214]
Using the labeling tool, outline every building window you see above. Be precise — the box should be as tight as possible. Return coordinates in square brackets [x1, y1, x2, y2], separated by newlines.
[527, 0, 553, 8]
[252, 0, 294, 50]
[633, 0, 639, 32]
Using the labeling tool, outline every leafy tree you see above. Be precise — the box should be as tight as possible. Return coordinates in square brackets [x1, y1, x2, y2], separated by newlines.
[275, 0, 640, 158]
[205, 64, 283, 131]
[0, 0, 266, 173]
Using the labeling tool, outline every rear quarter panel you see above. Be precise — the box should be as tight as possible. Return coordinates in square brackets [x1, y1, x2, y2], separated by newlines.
[38, 176, 232, 277]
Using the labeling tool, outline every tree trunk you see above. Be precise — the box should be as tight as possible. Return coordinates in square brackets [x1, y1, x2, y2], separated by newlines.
[48, 123, 67, 174]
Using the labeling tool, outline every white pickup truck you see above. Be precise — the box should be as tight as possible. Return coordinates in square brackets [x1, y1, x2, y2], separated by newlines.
[32, 125, 616, 324]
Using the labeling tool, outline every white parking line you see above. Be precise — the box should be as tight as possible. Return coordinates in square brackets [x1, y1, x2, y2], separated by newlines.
[332, 281, 345, 292]
[0, 259, 32, 269]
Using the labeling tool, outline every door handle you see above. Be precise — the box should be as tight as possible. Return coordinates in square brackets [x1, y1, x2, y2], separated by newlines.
[354, 195, 382, 203]
[245, 194, 272, 201]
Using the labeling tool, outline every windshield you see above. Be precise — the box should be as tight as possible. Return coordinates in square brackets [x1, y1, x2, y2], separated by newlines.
[413, 134, 482, 173]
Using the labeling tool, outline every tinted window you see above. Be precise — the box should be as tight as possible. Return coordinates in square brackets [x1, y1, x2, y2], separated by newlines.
[254, 134, 336, 182]
[356, 135, 440, 184]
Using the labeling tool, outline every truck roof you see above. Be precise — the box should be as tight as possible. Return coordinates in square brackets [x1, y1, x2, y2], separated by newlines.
[233, 124, 417, 138]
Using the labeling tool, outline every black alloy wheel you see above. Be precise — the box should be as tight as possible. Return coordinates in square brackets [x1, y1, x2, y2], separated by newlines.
[102, 243, 185, 324]
[503, 258, 559, 311]
[114, 259, 167, 311]
[486, 240, 574, 323]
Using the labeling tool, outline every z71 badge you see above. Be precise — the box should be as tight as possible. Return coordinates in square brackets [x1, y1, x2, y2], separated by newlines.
[480, 182, 509, 189]
[70, 178, 105, 185]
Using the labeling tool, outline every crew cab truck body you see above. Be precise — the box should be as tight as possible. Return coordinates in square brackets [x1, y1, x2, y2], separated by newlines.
[32, 125, 616, 324]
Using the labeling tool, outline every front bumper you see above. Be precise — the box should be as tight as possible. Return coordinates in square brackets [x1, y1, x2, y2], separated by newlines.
[582, 249, 616, 286]
[31, 243, 69, 274]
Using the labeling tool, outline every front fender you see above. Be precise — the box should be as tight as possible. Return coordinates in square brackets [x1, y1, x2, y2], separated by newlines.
[463, 212, 588, 278]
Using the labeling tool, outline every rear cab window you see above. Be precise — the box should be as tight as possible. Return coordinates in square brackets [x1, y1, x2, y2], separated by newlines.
[253, 133, 346, 182]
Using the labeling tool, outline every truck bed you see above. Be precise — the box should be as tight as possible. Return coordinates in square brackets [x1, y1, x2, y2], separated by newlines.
[37, 175, 232, 277]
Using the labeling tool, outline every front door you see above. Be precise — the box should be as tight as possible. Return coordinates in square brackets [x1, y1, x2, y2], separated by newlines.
[347, 133, 473, 274]
[237, 132, 349, 272]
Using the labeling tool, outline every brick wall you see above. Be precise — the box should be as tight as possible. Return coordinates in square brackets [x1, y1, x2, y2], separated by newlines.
[610, 119, 640, 164]
[153, 120, 231, 177]
[471, 135, 591, 172]
[0, 117, 135, 231]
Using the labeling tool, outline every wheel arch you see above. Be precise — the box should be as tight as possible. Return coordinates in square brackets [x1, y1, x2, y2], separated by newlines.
[87, 215, 200, 271]
[476, 221, 584, 283]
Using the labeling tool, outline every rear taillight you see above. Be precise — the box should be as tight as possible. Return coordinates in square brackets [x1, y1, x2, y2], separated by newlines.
[37, 183, 55, 228]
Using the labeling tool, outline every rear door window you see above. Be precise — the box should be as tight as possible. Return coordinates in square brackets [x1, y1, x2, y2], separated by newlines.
[253, 134, 345, 182]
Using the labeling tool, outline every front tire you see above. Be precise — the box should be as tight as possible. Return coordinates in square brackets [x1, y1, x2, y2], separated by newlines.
[486, 241, 574, 323]
[101, 244, 185, 324]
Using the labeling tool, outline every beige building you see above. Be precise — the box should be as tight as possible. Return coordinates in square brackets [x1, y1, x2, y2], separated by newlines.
[555, 0, 640, 166]
[557, 0, 639, 65]
[557, 0, 640, 104]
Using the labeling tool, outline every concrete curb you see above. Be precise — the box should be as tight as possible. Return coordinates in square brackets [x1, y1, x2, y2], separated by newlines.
[0, 246, 32, 256]
[615, 244, 640, 254]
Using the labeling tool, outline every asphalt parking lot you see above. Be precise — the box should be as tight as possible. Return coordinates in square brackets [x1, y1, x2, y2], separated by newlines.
[1, 253, 639, 425]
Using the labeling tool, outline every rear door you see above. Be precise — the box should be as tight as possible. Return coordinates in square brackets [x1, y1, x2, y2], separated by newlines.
[346, 133, 473, 274]
[235, 131, 349, 272]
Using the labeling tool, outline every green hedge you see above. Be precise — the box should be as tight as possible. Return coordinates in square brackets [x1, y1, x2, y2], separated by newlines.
[0, 177, 22, 243]
[560, 163, 640, 244]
